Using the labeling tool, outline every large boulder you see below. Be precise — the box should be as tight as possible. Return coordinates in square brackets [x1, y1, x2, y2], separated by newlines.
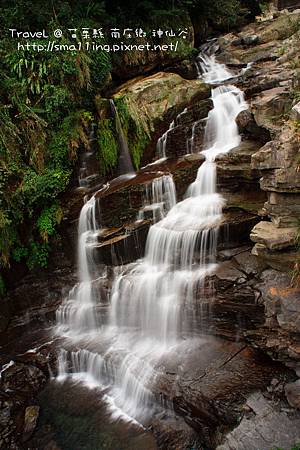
[250, 86, 292, 131]
[250, 221, 297, 251]
[111, 72, 210, 166]
[218, 10, 300, 65]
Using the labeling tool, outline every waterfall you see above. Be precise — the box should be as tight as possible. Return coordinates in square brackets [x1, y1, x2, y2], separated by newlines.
[56, 195, 100, 336]
[110, 100, 135, 175]
[78, 123, 102, 189]
[156, 107, 188, 159]
[195, 38, 235, 85]
[137, 175, 177, 222]
[156, 121, 174, 159]
[56, 48, 248, 423]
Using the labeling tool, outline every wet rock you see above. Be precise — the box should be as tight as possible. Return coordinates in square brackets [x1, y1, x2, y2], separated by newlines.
[1, 362, 46, 397]
[202, 257, 265, 338]
[164, 99, 213, 158]
[151, 416, 202, 450]
[285, 379, 300, 408]
[217, 392, 300, 450]
[165, 58, 199, 80]
[219, 210, 259, 249]
[218, 246, 252, 261]
[216, 141, 264, 204]
[93, 220, 150, 266]
[92, 208, 258, 268]
[0, 240, 75, 343]
[0, 361, 47, 450]
[175, 99, 213, 127]
[244, 266, 300, 370]
[95, 157, 205, 228]
[233, 250, 268, 275]
[155, 338, 287, 449]
[215, 260, 245, 284]
[44, 441, 62, 450]
[22, 405, 39, 441]
[0, 303, 10, 334]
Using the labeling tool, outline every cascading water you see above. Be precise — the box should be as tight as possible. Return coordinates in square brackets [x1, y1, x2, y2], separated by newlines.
[56, 195, 100, 335]
[110, 100, 135, 175]
[56, 47, 248, 423]
[137, 175, 177, 222]
[156, 108, 188, 159]
[156, 121, 174, 159]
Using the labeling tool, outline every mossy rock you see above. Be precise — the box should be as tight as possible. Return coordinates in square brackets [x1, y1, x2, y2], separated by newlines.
[112, 72, 210, 168]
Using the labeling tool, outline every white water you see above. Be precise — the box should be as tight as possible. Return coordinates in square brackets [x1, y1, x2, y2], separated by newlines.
[156, 108, 188, 159]
[137, 175, 177, 222]
[156, 121, 174, 159]
[56, 49, 247, 422]
[56, 196, 100, 335]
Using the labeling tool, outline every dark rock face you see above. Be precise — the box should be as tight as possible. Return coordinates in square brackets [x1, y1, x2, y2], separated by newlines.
[217, 391, 300, 450]
[151, 416, 202, 450]
[153, 337, 291, 449]
[206, 256, 265, 339]
[217, 11, 300, 404]
[0, 250, 76, 340]
[164, 99, 213, 158]
[94, 220, 150, 266]
[235, 110, 271, 143]
[246, 269, 300, 365]
[0, 361, 47, 449]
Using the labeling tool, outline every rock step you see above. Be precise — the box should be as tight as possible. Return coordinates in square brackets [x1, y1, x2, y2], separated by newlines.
[250, 220, 297, 250]
[89, 210, 258, 267]
[95, 140, 262, 229]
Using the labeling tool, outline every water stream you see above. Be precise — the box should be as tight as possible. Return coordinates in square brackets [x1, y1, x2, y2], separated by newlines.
[110, 99, 135, 176]
[56, 48, 247, 423]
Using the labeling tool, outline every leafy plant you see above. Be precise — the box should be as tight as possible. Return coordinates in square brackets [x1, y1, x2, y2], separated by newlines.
[37, 204, 63, 242]
[97, 119, 118, 173]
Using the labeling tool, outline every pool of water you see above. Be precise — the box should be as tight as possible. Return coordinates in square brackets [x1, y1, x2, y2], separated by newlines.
[30, 379, 158, 450]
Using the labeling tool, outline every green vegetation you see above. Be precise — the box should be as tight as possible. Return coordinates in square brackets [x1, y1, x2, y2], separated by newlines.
[0, 2, 112, 288]
[97, 119, 118, 174]
[0, 0, 260, 294]
[114, 97, 150, 170]
[274, 444, 300, 450]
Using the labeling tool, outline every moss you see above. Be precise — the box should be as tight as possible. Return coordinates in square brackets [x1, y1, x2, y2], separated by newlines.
[97, 119, 118, 174]
[114, 97, 150, 170]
